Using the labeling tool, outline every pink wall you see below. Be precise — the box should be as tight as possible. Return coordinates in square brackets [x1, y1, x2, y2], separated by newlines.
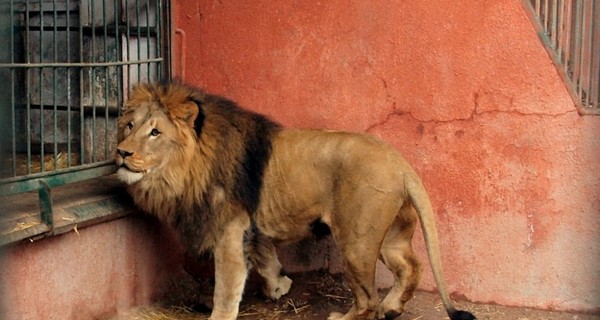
[173, 0, 600, 313]
[0, 216, 180, 320]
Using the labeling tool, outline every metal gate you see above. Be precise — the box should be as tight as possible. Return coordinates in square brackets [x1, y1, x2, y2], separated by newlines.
[0, 0, 170, 196]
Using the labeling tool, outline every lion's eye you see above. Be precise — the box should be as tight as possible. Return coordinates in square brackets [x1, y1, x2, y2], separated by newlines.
[126, 122, 134, 130]
[150, 128, 160, 137]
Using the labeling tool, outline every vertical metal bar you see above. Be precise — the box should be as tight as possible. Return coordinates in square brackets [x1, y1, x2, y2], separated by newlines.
[555, 1, 561, 51]
[542, 0, 548, 31]
[10, 0, 16, 177]
[91, 0, 97, 163]
[582, 1, 593, 108]
[591, 1, 600, 109]
[115, 0, 123, 114]
[577, 0, 587, 101]
[155, 0, 161, 79]
[10, 64, 16, 176]
[145, 0, 151, 80]
[571, 0, 582, 84]
[25, 0, 32, 174]
[53, 0, 59, 170]
[136, 0, 141, 82]
[38, 180, 54, 228]
[126, 0, 131, 93]
[562, 0, 572, 68]
[39, 0, 45, 173]
[66, 0, 72, 167]
[103, 0, 109, 160]
[534, 0, 540, 17]
[550, 0, 557, 47]
[79, 0, 85, 164]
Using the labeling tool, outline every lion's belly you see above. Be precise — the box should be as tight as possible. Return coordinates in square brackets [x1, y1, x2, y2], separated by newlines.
[255, 201, 331, 242]
[255, 161, 335, 242]
[254, 128, 407, 243]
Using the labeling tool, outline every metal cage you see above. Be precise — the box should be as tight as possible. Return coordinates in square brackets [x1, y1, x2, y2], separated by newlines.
[524, 0, 600, 115]
[0, 0, 170, 196]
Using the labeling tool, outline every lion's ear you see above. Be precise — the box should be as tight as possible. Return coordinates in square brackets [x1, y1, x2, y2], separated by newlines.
[172, 100, 199, 127]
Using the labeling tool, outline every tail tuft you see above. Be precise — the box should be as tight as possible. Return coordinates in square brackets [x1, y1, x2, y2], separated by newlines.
[449, 309, 477, 320]
[383, 310, 401, 320]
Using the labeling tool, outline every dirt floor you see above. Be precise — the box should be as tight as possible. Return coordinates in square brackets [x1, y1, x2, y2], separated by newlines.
[113, 270, 600, 320]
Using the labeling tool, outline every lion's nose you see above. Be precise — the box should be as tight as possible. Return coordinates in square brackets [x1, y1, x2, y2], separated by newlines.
[117, 148, 134, 159]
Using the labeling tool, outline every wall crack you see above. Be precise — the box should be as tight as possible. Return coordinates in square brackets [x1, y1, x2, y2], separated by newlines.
[366, 101, 578, 133]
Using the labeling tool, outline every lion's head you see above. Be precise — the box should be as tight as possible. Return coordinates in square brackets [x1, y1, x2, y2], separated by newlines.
[116, 83, 201, 185]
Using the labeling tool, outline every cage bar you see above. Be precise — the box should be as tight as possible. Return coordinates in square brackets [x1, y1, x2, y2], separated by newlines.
[10, 0, 17, 177]
[90, 0, 96, 163]
[52, 0, 57, 172]
[26, 0, 32, 175]
[103, 0, 109, 160]
[39, 0, 44, 173]
[524, 0, 600, 115]
[66, 0, 72, 168]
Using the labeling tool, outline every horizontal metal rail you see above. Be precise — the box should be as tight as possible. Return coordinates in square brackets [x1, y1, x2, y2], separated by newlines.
[0, 58, 163, 68]
[0, 161, 116, 196]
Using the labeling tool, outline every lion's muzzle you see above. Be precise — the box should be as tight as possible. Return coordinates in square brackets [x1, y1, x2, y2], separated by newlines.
[115, 147, 145, 184]
[117, 148, 134, 159]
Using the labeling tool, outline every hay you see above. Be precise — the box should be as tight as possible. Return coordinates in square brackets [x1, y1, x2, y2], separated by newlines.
[2, 152, 81, 177]
[114, 300, 313, 320]
[113, 306, 203, 320]
[112, 270, 353, 320]
[3, 221, 40, 235]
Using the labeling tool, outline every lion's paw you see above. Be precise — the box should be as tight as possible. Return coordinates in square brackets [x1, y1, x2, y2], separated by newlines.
[264, 275, 292, 300]
[327, 309, 360, 320]
[208, 314, 236, 320]
[327, 312, 346, 320]
[376, 304, 403, 319]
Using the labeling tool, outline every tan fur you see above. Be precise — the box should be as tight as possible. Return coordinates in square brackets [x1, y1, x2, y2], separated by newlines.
[116, 83, 474, 320]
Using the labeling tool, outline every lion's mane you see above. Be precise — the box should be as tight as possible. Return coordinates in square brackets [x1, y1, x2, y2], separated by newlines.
[118, 82, 281, 252]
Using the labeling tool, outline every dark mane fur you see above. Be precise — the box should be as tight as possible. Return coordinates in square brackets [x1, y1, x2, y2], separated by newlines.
[199, 94, 281, 215]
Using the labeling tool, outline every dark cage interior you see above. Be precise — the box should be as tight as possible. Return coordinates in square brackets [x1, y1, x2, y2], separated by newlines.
[0, 0, 169, 183]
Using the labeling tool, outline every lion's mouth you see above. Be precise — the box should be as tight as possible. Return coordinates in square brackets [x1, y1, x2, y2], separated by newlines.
[119, 163, 142, 173]
[117, 165, 145, 185]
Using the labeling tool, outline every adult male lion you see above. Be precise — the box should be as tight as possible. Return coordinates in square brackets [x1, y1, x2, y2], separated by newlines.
[116, 82, 476, 320]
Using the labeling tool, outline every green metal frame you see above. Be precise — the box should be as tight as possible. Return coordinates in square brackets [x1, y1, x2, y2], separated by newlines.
[0, 161, 116, 196]
[0, 0, 170, 236]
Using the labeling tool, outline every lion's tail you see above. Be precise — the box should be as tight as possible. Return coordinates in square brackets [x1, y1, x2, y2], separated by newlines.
[405, 172, 476, 320]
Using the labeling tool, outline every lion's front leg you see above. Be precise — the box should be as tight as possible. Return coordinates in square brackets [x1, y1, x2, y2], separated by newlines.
[209, 216, 250, 320]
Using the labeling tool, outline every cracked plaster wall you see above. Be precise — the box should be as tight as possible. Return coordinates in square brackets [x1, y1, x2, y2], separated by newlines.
[173, 0, 600, 312]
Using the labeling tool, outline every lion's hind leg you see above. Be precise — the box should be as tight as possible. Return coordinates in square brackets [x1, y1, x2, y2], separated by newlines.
[246, 231, 292, 300]
[376, 205, 423, 320]
[328, 225, 389, 319]
[327, 250, 380, 320]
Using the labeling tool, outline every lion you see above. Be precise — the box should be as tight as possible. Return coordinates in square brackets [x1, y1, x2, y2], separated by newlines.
[115, 82, 476, 320]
